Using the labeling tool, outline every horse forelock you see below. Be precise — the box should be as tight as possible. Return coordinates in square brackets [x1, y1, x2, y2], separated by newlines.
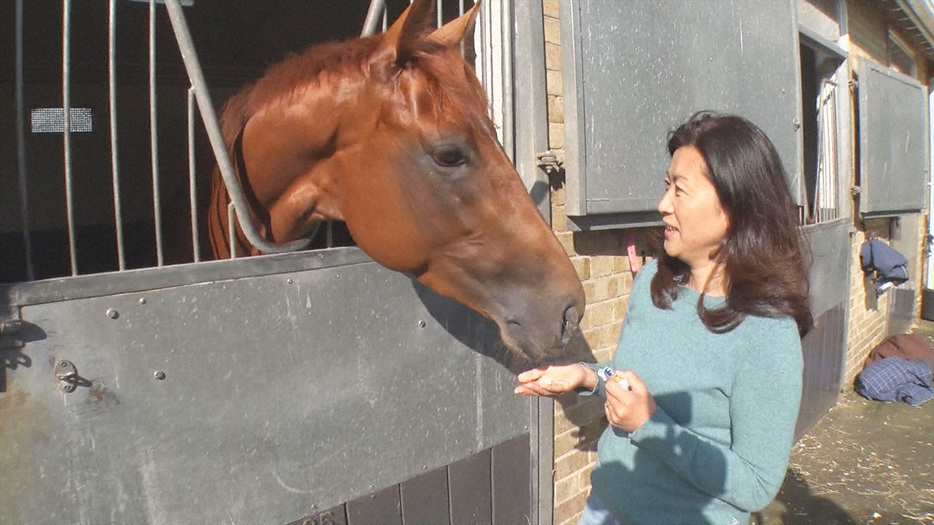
[409, 47, 497, 138]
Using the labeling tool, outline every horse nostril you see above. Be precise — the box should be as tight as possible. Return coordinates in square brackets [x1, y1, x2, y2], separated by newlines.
[560, 305, 582, 345]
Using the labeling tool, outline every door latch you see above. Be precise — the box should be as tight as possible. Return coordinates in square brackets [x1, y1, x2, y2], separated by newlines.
[55, 360, 80, 393]
[536, 151, 564, 176]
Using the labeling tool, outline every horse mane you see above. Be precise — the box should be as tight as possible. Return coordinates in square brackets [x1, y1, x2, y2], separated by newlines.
[219, 35, 383, 147]
[219, 31, 494, 150]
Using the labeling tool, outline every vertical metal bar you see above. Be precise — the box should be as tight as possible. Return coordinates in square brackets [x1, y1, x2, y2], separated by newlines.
[109, 0, 126, 270]
[436, 0, 442, 28]
[62, 0, 78, 276]
[227, 203, 237, 259]
[500, 0, 514, 162]
[163, 0, 308, 254]
[361, 0, 386, 37]
[15, 0, 34, 281]
[188, 87, 200, 262]
[150, 0, 164, 266]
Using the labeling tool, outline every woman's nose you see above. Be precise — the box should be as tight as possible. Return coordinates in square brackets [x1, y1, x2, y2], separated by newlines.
[657, 190, 672, 214]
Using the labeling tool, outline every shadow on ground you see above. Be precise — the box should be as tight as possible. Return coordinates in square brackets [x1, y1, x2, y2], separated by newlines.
[753, 320, 934, 525]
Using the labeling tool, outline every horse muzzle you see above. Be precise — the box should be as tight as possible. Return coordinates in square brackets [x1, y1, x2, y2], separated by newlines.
[499, 295, 584, 364]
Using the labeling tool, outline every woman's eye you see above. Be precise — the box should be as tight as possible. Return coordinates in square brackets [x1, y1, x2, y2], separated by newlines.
[430, 144, 469, 168]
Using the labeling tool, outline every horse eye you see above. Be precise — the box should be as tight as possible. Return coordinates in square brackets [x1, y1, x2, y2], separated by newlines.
[430, 144, 469, 168]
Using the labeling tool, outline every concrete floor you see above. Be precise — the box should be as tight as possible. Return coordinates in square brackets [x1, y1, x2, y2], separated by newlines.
[753, 321, 934, 525]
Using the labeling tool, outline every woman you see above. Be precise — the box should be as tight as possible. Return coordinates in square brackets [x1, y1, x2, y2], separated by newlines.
[515, 112, 812, 525]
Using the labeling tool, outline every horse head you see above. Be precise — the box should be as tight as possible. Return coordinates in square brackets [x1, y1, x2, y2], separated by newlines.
[209, 1, 585, 364]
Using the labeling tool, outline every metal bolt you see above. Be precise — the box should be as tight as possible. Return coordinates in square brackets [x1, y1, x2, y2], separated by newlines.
[106, 308, 119, 319]
[153, 370, 166, 380]
[139, 297, 147, 305]
[417, 320, 426, 328]
[287, 278, 293, 284]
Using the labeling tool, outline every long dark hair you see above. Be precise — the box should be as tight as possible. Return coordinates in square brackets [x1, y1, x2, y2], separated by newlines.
[651, 111, 813, 336]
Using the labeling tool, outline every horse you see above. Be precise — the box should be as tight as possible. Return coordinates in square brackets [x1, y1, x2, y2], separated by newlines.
[207, 0, 585, 364]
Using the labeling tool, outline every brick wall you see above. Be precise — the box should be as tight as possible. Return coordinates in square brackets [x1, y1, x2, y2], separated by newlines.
[843, 230, 890, 383]
[543, 1, 635, 523]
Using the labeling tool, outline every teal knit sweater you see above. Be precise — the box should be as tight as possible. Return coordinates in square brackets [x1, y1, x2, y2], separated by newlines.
[585, 260, 802, 525]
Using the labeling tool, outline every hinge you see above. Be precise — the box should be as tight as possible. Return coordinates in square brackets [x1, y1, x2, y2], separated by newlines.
[0, 308, 23, 349]
[536, 151, 564, 175]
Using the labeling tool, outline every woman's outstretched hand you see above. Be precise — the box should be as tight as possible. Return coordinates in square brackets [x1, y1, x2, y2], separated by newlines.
[514, 363, 594, 397]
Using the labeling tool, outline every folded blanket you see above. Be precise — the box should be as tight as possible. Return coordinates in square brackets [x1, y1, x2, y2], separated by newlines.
[855, 356, 934, 406]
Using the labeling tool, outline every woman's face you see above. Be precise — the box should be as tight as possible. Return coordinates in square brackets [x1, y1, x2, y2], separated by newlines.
[657, 146, 730, 269]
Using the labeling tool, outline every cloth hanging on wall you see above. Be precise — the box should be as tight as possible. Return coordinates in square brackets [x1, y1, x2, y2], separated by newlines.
[860, 239, 909, 294]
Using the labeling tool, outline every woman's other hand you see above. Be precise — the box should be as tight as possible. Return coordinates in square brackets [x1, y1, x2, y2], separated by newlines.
[514, 363, 594, 397]
[604, 370, 658, 433]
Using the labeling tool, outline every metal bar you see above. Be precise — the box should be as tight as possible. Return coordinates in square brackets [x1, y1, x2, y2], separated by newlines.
[361, 0, 385, 37]
[150, 0, 164, 266]
[188, 87, 200, 262]
[62, 0, 78, 276]
[15, 0, 34, 281]
[163, 0, 309, 254]
[109, 0, 126, 271]
[500, 0, 515, 162]
[227, 203, 237, 259]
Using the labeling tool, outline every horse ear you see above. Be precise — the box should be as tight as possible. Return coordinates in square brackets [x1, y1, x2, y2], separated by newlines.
[430, 1, 480, 48]
[382, 0, 436, 64]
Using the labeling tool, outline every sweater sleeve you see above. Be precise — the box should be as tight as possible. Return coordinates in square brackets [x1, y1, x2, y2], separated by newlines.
[628, 320, 803, 511]
[578, 263, 655, 399]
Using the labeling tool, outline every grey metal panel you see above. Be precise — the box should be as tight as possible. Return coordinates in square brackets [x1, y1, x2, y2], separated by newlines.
[0, 261, 529, 525]
[347, 485, 402, 525]
[449, 448, 493, 525]
[804, 219, 851, 319]
[561, 0, 803, 224]
[795, 220, 851, 438]
[492, 434, 531, 525]
[796, 303, 845, 438]
[286, 506, 348, 525]
[889, 213, 921, 335]
[534, 396, 554, 525]
[400, 466, 451, 525]
[2, 246, 371, 308]
[889, 287, 916, 336]
[857, 59, 929, 216]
